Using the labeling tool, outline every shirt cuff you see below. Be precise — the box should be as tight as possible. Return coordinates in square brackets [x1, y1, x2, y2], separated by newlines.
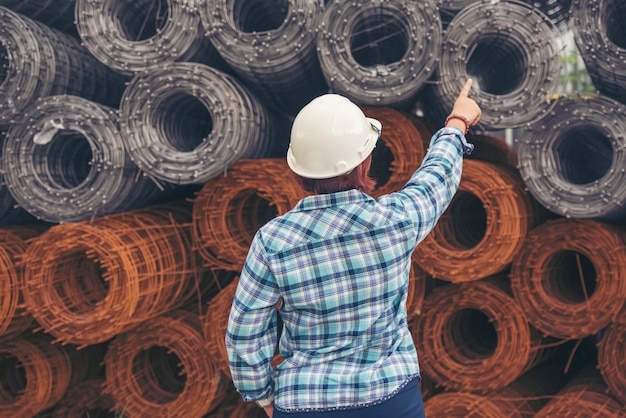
[436, 126, 475, 155]
[255, 393, 274, 407]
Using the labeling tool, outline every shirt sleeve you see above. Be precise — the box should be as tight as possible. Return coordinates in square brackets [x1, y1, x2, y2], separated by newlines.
[226, 231, 280, 402]
[380, 126, 472, 245]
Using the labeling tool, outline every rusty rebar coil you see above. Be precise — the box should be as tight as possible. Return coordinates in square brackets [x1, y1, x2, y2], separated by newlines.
[0, 334, 72, 417]
[120, 63, 277, 185]
[466, 133, 519, 169]
[0, 0, 77, 34]
[413, 159, 541, 282]
[20, 202, 204, 345]
[510, 219, 626, 339]
[0, 7, 125, 125]
[192, 159, 307, 270]
[317, 0, 442, 108]
[51, 379, 114, 418]
[516, 95, 626, 221]
[412, 276, 553, 393]
[103, 310, 227, 417]
[434, 0, 563, 129]
[570, 0, 626, 105]
[2, 95, 170, 223]
[598, 322, 626, 405]
[75, 0, 227, 76]
[199, 0, 328, 114]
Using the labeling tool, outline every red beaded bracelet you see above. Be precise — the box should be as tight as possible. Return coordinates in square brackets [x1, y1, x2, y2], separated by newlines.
[444, 114, 471, 135]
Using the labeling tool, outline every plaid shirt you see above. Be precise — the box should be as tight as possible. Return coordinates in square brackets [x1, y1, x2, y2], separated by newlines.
[226, 127, 471, 412]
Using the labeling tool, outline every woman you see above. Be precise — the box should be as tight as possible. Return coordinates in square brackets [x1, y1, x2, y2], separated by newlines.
[226, 80, 481, 417]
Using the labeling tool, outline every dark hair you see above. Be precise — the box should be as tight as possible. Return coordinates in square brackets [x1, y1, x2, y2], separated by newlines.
[293, 154, 376, 194]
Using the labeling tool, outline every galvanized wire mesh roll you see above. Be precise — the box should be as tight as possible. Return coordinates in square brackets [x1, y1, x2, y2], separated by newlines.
[20, 202, 204, 346]
[434, 0, 563, 129]
[317, 0, 442, 108]
[598, 322, 626, 405]
[0, 7, 126, 125]
[516, 95, 626, 221]
[120, 63, 278, 185]
[0, 334, 72, 417]
[2, 95, 169, 223]
[51, 379, 114, 418]
[103, 310, 227, 417]
[520, 0, 572, 29]
[412, 276, 554, 393]
[413, 159, 542, 282]
[192, 159, 307, 270]
[75, 0, 227, 76]
[200, 0, 328, 114]
[570, 0, 626, 105]
[0, 0, 78, 34]
[510, 219, 626, 339]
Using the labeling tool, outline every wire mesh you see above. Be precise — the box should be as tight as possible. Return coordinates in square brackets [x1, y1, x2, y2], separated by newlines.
[465, 133, 519, 169]
[413, 159, 543, 282]
[598, 321, 626, 405]
[103, 309, 227, 417]
[75, 0, 228, 76]
[120, 62, 279, 185]
[51, 379, 115, 418]
[516, 95, 626, 221]
[317, 0, 442, 108]
[200, 0, 328, 114]
[434, 0, 564, 129]
[0, 0, 78, 35]
[20, 202, 205, 346]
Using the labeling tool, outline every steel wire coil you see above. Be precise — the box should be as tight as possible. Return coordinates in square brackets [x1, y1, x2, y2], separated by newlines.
[411, 276, 554, 393]
[75, 0, 228, 76]
[191, 158, 307, 270]
[317, 0, 442, 108]
[412, 159, 542, 282]
[2, 95, 171, 223]
[466, 133, 519, 169]
[570, 0, 626, 105]
[434, 0, 563, 129]
[0, 7, 126, 124]
[120, 63, 278, 185]
[0, 334, 72, 417]
[510, 219, 626, 339]
[103, 309, 227, 417]
[20, 202, 205, 346]
[516, 95, 626, 221]
[51, 379, 114, 418]
[199, 0, 328, 114]
[598, 322, 626, 405]
[0, 0, 78, 35]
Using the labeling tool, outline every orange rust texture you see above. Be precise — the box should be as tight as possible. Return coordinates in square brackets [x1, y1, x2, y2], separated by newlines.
[103, 309, 227, 418]
[19, 202, 205, 346]
[51, 379, 114, 418]
[598, 320, 626, 405]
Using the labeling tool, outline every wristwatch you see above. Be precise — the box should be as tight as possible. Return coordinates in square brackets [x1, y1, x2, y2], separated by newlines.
[255, 394, 274, 408]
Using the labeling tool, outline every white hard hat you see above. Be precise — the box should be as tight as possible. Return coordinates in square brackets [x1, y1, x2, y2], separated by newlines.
[287, 94, 381, 179]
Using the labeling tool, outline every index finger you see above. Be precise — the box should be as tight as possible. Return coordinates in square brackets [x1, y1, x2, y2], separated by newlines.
[459, 79, 473, 98]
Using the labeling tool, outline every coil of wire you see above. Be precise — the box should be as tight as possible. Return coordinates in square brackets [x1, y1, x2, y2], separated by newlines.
[411, 276, 554, 393]
[20, 202, 204, 346]
[51, 379, 114, 418]
[598, 321, 626, 405]
[200, 0, 328, 114]
[120, 63, 277, 185]
[0, 7, 126, 124]
[510, 219, 626, 339]
[75, 0, 227, 76]
[570, 0, 626, 105]
[434, 0, 563, 129]
[0, 334, 72, 417]
[316, 0, 442, 108]
[1, 95, 172, 223]
[517, 95, 626, 221]
[412, 159, 542, 282]
[104, 309, 227, 417]
[0, 0, 78, 34]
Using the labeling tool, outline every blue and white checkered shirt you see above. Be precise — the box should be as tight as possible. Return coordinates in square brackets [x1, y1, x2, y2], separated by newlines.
[226, 127, 471, 412]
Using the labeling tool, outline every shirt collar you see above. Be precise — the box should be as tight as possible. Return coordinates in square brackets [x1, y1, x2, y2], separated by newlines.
[293, 189, 374, 212]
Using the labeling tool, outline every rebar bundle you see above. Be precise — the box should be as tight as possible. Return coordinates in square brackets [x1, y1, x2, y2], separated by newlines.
[570, 0, 626, 105]
[103, 310, 227, 418]
[1, 95, 169, 223]
[51, 379, 114, 418]
[20, 202, 204, 345]
[192, 158, 307, 270]
[120, 63, 277, 185]
[0, 7, 125, 125]
[199, 0, 328, 114]
[598, 322, 626, 404]
[413, 159, 541, 282]
[0, 0, 77, 34]
[317, 0, 442, 108]
[75, 0, 227, 76]
[516, 95, 626, 221]
[0, 334, 72, 417]
[412, 276, 553, 393]
[434, 0, 563, 129]
[510, 219, 626, 339]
